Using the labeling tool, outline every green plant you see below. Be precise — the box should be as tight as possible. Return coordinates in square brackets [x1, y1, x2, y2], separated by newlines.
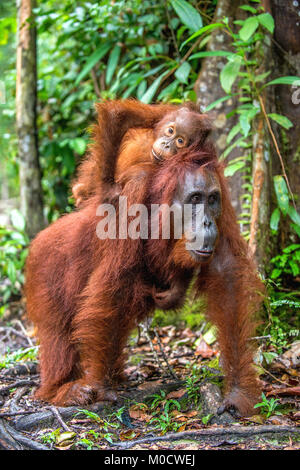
[40, 428, 61, 445]
[270, 244, 300, 281]
[202, 413, 213, 425]
[254, 392, 282, 418]
[0, 210, 29, 312]
[185, 375, 200, 407]
[149, 390, 167, 410]
[0, 346, 38, 369]
[149, 400, 182, 434]
[262, 284, 300, 353]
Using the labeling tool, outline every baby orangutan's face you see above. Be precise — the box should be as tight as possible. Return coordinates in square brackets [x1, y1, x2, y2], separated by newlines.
[151, 108, 210, 163]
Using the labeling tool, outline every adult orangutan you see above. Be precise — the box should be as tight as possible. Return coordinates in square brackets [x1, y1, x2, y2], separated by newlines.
[26, 128, 264, 416]
[72, 99, 212, 206]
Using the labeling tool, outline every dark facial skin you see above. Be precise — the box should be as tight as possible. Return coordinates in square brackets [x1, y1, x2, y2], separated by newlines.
[174, 167, 222, 262]
[151, 108, 209, 162]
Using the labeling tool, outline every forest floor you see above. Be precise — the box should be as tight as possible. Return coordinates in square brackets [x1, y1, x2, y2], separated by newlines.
[0, 308, 299, 451]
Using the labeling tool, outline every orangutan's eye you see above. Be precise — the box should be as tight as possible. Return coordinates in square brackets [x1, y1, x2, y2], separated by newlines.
[165, 126, 174, 136]
[208, 193, 220, 205]
[176, 136, 186, 148]
[190, 193, 203, 204]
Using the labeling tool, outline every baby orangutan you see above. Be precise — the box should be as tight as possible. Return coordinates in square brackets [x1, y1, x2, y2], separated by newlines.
[72, 100, 211, 207]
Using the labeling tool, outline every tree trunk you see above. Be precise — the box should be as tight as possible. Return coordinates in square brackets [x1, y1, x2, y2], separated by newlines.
[16, 0, 44, 239]
[264, 0, 300, 211]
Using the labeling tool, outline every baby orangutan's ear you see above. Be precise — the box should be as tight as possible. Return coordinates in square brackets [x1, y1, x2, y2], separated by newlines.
[199, 114, 213, 143]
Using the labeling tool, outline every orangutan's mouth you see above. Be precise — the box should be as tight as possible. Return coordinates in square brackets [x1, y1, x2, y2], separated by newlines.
[151, 148, 163, 162]
[193, 249, 213, 258]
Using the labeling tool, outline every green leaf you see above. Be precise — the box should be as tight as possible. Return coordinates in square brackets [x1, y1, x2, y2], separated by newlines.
[106, 45, 121, 85]
[257, 13, 274, 34]
[227, 123, 241, 144]
[69, 138, 87, 155]
[220, 56, 242, 94]
[274, 175, 289, 216]
[188, 50, 236, 60]
[270, 208, 280, 231]
[10, 209, 25, 232]
[264, 76, 300, 87]
[239, 16, 259, 41]
[291, 223, 300, 238]
[220, 136, 247, 160]
[224, 160, 245, 177]
[287, 205, 300, 226]
[203, 93, 238, 112]
[239, 107, 259, 136]
[181, 23, 224, 48]
[268, 113, 293, 129]
[289, 260, 299, 277]
[170, 0, 203, 33]
[140, 70, 169, 104]
[174, 61, 191, 84]
[239, 5, 257, 14]
[7, 261, 16, 284]
[271, 268, 282, 279]
[254, 71, 271, 83]
[239, 113, 251, 137]
[75, 43, 111, 85]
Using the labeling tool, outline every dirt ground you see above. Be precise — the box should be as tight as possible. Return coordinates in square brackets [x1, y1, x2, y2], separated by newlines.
[0, 311, 299, 451]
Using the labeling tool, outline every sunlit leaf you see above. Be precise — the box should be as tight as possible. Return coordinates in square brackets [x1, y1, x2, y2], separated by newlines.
[181, 23, 224, 48]
[106, 45, 121, 85]
[270, 208, 280, 231]
[204, 93, 238, 112]
[188, 50, 236, 60]
[174, 61, 191, 84]
[140, 70, 169, 103]
[273, 175, 289, 216]
[268, 113, 293, 129]
[220, 56, 242, 94]
[10, 209, 25, 232]
[239, 16, 259, 41]
[257, 13, 274, 34]
[170, 0, 203, 33]
[224, 160, 245, 177]
[287, 205, 300, 226]
[264, 76, 300, 87]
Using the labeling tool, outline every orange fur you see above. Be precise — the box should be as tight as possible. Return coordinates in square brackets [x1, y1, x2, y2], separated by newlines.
[26, 104, 265, 416]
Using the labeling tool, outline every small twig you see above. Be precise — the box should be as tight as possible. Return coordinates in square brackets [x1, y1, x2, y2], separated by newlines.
[260, 365, 290, 386]
[9, 386, 28, 414]
[0, 379, 38, 396]
[91, 67, 101, 98]
[13, 320, 34, 347]
[0, 326, 28, 344]
[250, 335, 271, 341]
[0, 409, 40, 418]
[47, 406, 72, 432]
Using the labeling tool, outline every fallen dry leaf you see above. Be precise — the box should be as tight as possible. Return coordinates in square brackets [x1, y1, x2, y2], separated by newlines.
[195, 339, 214, 358]
[119, 429, 140, 441]
[166, 388, 186, 399]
